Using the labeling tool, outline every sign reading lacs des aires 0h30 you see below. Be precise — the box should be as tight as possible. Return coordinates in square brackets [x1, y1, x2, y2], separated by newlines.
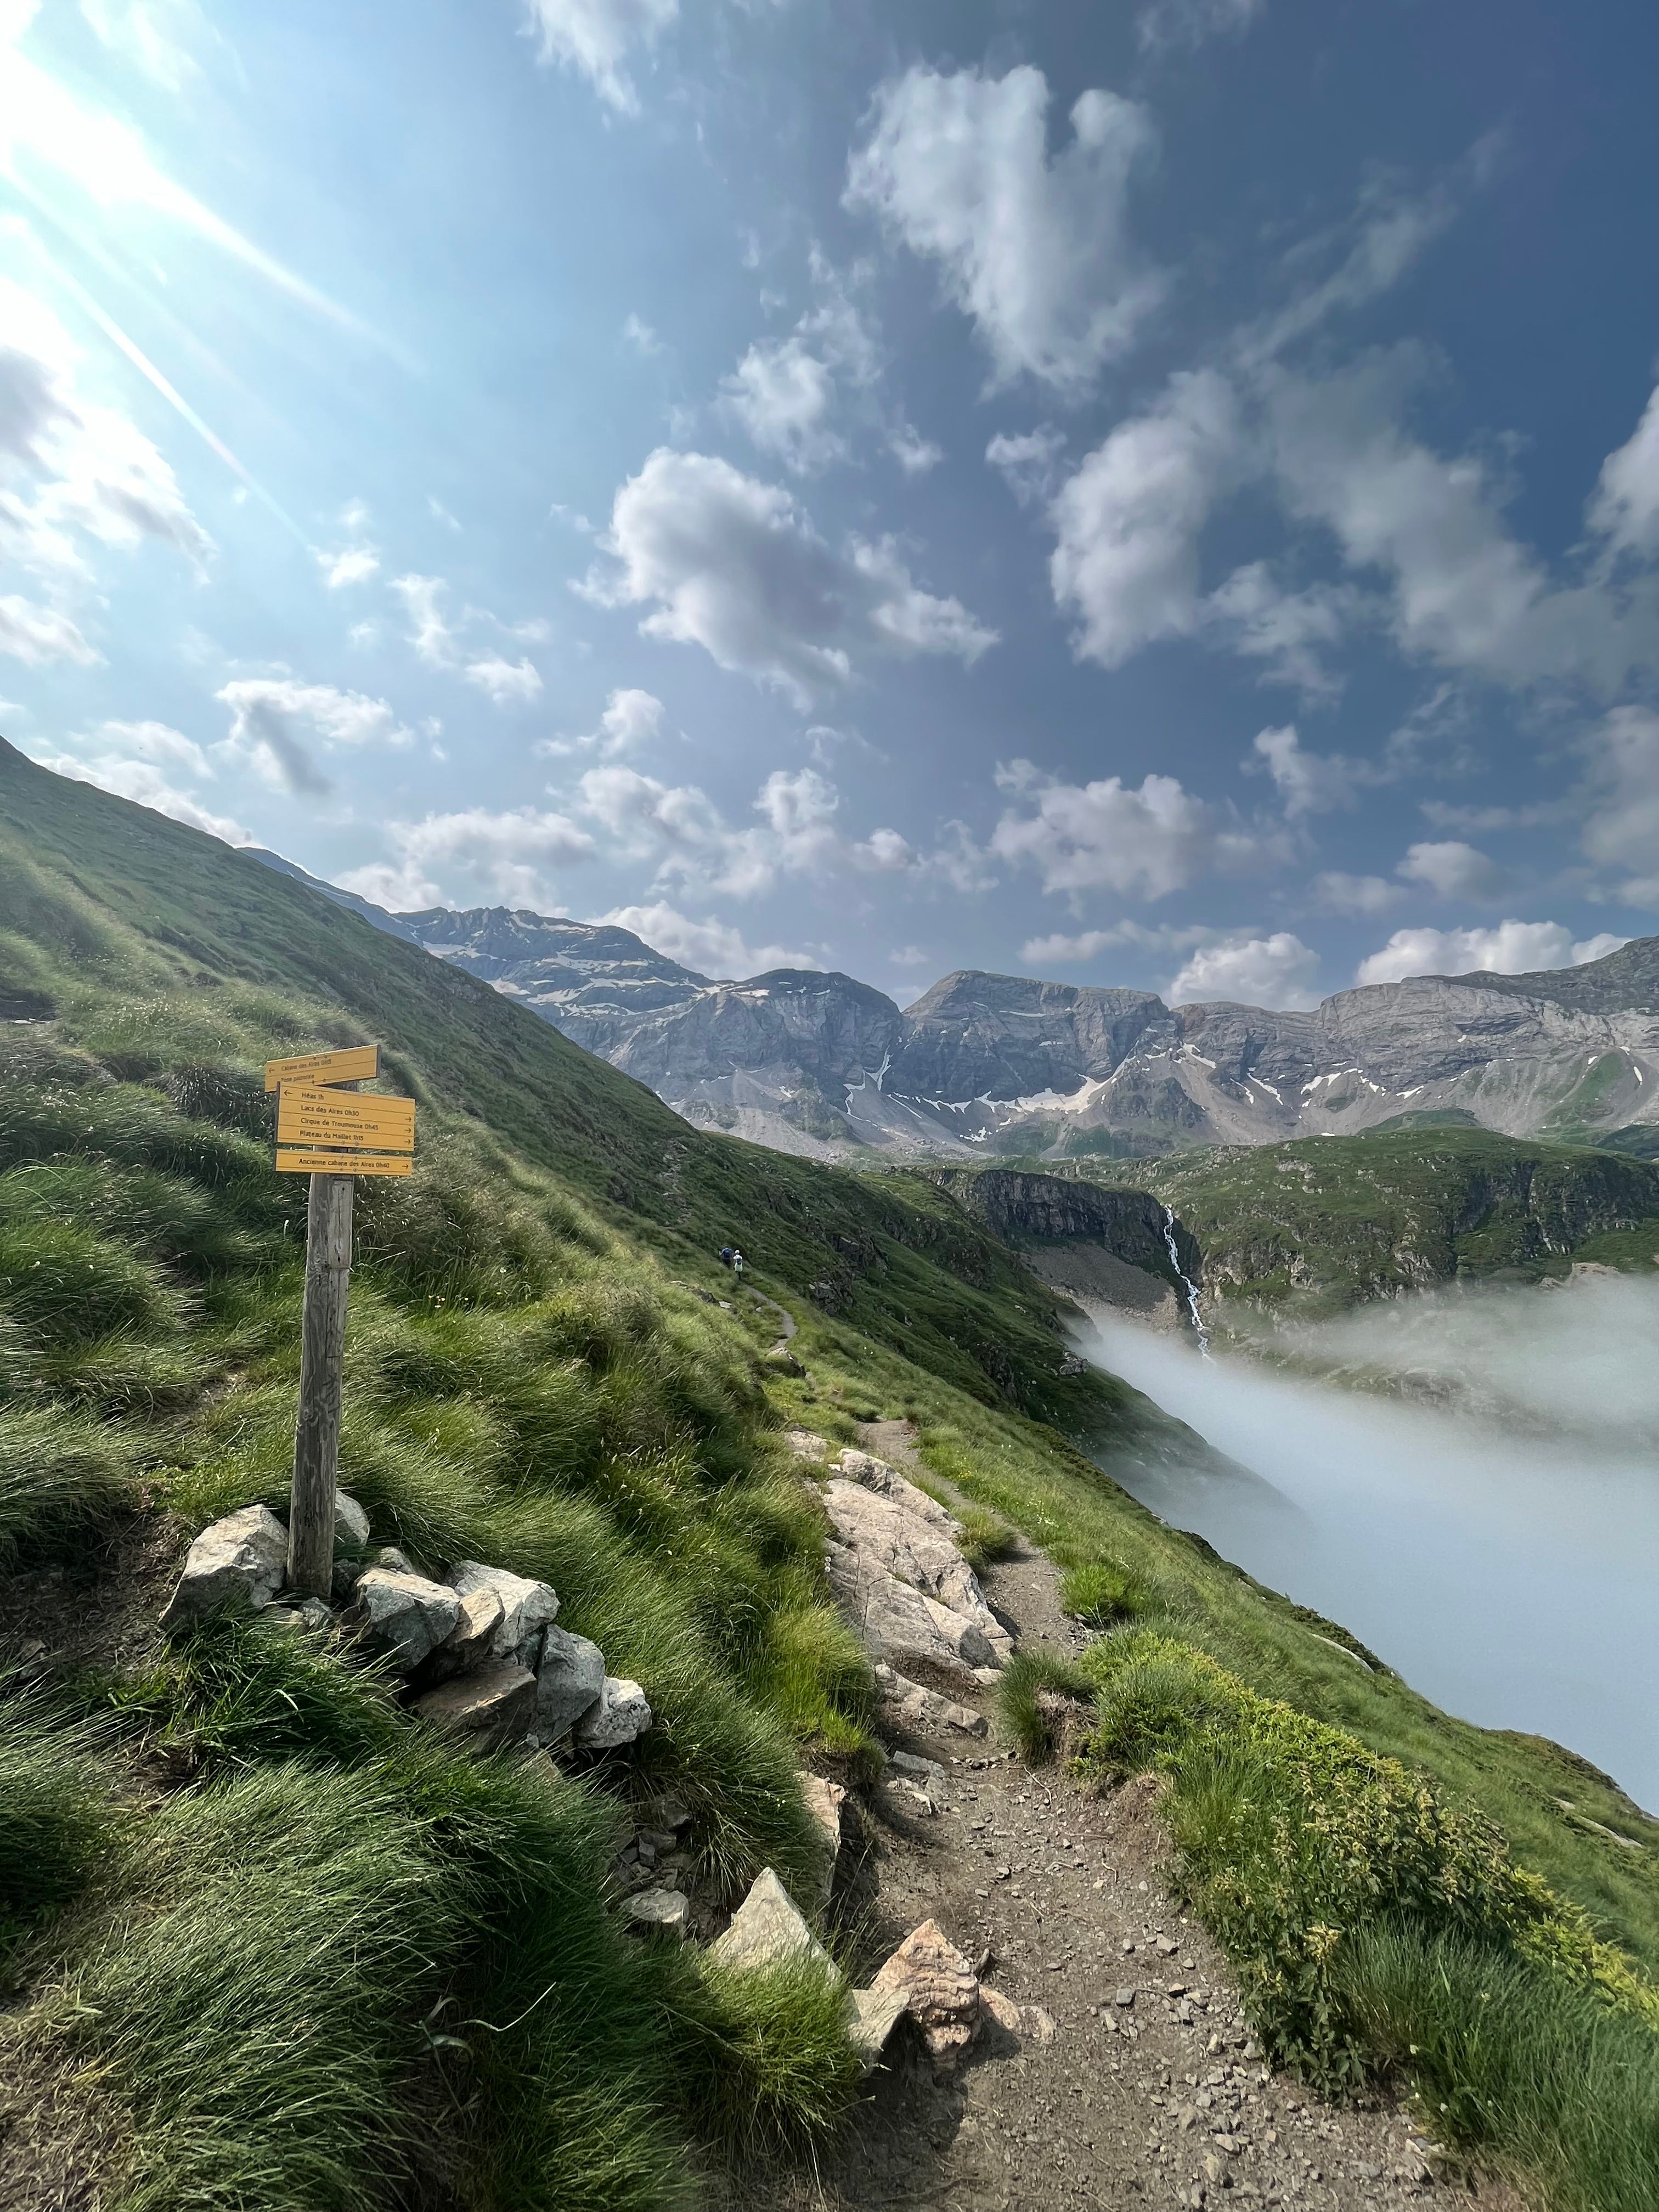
[265, 1044, 417, 1177]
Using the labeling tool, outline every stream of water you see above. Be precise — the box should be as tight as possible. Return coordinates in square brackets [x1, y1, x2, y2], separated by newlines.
[1079, 1297, 1659, 1813]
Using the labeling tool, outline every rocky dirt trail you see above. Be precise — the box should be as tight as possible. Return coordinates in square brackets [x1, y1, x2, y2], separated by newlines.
[745, 1420, 1519, 2212]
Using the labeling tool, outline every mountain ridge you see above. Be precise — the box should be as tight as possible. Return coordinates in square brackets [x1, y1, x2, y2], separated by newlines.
[246, 851, 1659, 1162]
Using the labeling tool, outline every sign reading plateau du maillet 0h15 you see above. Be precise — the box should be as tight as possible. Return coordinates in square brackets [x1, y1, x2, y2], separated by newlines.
[264, 1043, 417, 1177]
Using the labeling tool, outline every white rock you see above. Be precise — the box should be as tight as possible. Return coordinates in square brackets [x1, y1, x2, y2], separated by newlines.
[800, 1772, 846, 1907]
[624, 1888, 690, 1933]
[870, 1919, 981, 2059]
[424, 1583, 504, 1684]
[449, 1561, 560, 1669]
[534, 1625, 607, 1743]
[345, 1567, 461, 1672]
[873, 1663, 988, 1737]
[825, 1539, 995, 1681]
[333, 1491, 370, 1549]
[783, 1427, 828, 1461]
[833, 1449, 962, 1535]
[708, 1868, 831, 1976]
[845, 1984, 909, 2070]
[160, 1505, 289, 1632]
[573, 1675, 652, 1750]
[823, 1479, 1012, 1664]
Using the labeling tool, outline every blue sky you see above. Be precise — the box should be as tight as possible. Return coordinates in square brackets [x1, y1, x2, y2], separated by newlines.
[5, 0, 1659, 1007]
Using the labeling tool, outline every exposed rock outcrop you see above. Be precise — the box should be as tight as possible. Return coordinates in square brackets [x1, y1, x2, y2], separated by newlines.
[819, 1447, 1014, 1682]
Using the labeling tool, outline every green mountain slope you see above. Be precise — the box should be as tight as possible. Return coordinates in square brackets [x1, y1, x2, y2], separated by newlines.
[0, 740, 1135, 1436]
[1124, 1127, 1659, 1318]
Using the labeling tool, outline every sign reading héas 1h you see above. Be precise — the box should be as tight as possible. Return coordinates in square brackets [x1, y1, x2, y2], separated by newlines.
[263, 1042, 417, 1596]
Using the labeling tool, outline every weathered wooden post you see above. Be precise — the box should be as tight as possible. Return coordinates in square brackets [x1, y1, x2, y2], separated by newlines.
[289, 1169, 353, 1597]
[266, 1043, 415, 1600]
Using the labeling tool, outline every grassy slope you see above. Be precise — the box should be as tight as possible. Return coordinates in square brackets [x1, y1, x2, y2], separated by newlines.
[4, 749, 1659, 2203]
[0, 741, 1128, 1440]
[1115, 1127, 1659, 1316]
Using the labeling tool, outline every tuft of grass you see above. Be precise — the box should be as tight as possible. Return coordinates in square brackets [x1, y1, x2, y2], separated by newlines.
[661, 1947, 862, 2164]
[37, 1759, 456, 2212]
[1339, 1921, 1659, 2212]
[94, 1613, 407, 1771]
[1060, 1558, 1155, 1628]
[996, 1647, 1096, 1765]
[0, 1406, 141, 1567]
[0, 1689, 117, 1964]
[0, 1220, 187, 1346]
[953, 1502, 1018, 1577]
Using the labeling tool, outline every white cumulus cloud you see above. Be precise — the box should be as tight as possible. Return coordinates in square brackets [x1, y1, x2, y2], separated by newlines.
[1167, 930, 1319, 1009]
[1048, 370, 1243, 665]
[577, 447, 994, 702]
[1577, 704, 1659, 905]
[1355, 922, 1626, 989]
[1138, 0, 1264, 53]
[346, 804, 597, 911]
[845, 64, 1164, 393]
[990, 760, 1288, 900]
[592, 901, 810, 978]
[1396, 839, 1508, 900]
[0, 595, 99, 666]
[1588, 381, 1659, 561]
[464, 654, 544, 706]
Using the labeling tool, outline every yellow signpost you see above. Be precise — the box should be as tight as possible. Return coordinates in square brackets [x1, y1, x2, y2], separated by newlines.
[264, 1042, 381, 1092]
[276, 1087, 416, 1154]
[266, 1043, 417, 1595]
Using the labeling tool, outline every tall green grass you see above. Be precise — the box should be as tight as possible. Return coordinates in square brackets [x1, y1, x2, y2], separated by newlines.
[0, 1690, 116, 1962]
[1340, 1923, 1659, 2212]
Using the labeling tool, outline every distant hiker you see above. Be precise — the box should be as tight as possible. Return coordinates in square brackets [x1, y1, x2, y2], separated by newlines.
[718, 1245, 735, 1267]
[731, 1249, 745, 1278]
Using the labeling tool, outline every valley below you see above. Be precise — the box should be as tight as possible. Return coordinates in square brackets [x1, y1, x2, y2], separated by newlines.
[1076, 1293, 1659, 1814]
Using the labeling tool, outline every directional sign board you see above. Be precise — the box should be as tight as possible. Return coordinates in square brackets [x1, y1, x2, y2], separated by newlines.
[277, 1087, 415, 1153]
[264, 1043, 380, 1093]
[275, 1148, 411, 1178]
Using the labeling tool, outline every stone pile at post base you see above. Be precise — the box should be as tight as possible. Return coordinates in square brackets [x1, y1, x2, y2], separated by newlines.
[158, 1495, 650, 1753]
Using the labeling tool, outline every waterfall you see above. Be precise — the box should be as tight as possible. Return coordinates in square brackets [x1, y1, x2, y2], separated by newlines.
[1163, 1205, 1211, 1357]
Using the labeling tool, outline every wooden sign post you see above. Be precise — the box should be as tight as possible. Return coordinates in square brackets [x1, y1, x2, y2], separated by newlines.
[266, 1045, 416, 1598]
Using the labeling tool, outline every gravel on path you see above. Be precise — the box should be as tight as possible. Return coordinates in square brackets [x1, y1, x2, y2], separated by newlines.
[723, 1422, 1523, 2212]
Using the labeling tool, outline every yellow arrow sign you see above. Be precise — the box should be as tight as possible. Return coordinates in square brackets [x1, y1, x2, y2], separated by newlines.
[275, 1149, 411, 1178]
[276, 1087, 415, 1153]
[264, 1043, 380, 1093]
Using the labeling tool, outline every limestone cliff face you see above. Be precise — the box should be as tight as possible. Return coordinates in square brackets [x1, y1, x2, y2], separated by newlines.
[244, 858, 1659, 1166]
[926, 1168, 1197, 1278]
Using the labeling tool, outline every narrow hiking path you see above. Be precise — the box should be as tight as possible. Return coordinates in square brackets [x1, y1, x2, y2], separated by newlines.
[753, 1420, 1519, 2212]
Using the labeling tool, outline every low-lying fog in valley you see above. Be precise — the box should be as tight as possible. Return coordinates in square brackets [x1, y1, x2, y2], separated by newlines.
[1081, 1273, 1659, 1812]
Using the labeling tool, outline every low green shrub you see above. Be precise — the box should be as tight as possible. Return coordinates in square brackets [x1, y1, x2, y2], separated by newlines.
[0, 1221, 186, 1346]
[1077, 1632, 1659, 2091]
[98, 1615, 407, 1770]
[662, 1948, 862, 2163]
[44, 1759, 455, 2212]
[954, 1502, 1018, 1577]
[0, 1405, 142, 1567]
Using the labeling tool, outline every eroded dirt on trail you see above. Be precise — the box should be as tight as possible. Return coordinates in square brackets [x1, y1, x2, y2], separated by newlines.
[749, 1421, 1520, 2212]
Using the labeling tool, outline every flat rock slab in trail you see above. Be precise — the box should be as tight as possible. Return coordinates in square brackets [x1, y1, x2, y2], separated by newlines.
[722, 1423, 1520, 2212]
